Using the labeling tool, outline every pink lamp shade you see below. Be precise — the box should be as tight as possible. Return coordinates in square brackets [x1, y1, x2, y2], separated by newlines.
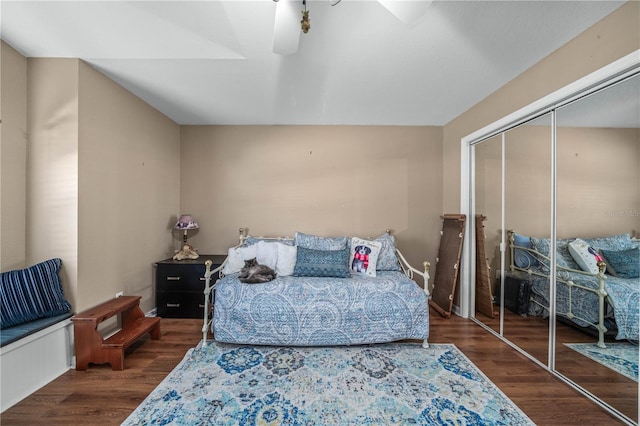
[174, 214, 199, 230]
[172, 214, 200, 261]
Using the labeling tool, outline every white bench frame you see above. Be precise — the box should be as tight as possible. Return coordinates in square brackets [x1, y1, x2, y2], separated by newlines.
[0, 318, 74, 412]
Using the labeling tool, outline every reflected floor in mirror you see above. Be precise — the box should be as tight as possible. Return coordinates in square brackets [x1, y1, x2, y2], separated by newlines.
[477, 309, 638, 423]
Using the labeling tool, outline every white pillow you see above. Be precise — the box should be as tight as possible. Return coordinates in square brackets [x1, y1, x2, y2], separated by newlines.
[256, 241, 279, 270]
[568, 238, 601, 274]
[276, 243, 297, 276]
[349, 237, 382, 277]
[222, 245, 257, 275]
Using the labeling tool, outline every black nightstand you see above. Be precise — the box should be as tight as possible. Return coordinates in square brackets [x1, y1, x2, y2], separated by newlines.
[155, 255, 226, 318]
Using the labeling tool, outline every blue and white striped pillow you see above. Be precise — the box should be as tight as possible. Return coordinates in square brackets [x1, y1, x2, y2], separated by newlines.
[0, 258, 72, 329]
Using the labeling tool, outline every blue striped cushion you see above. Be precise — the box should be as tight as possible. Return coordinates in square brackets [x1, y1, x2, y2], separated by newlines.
[1, 258, 72, 329]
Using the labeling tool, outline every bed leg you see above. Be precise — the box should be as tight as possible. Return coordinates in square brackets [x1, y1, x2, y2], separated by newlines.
[201, 322, 210, 348]
[596, 325, 607, 349]
[422, 340, 429, 349]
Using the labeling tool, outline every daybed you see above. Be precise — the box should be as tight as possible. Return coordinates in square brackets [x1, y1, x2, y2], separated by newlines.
[508, 230, 639, 348]
[0, 258, 74, 412]
[202, 229, 431, 348]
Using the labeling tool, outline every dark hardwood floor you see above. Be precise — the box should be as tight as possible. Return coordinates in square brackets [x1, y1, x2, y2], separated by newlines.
[476, 308, 638, 423]
[1, 310, 633, 425]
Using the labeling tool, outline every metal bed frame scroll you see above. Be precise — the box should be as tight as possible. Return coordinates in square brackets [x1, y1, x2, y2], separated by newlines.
[201, 228, 431, 348]
[507, 229, 608, 348]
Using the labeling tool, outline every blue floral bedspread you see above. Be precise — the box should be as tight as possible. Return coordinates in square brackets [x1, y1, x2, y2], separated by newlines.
[213, 271, 429, 346]
[529, 272, 638, 341]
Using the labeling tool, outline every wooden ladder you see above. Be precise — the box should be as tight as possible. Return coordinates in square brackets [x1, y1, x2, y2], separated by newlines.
[72, 296, 161, 371]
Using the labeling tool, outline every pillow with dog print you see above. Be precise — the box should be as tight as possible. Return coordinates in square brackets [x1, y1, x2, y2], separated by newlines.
[349, 237, 382, 277]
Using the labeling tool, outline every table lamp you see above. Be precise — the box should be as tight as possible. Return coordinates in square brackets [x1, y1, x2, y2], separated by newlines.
[173, 214, 200, 260]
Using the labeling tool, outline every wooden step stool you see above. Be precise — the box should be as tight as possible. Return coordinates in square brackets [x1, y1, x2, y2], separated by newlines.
[72, 296, 161, 371]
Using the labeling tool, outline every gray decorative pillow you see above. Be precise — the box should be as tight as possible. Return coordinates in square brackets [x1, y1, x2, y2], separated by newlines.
[373, 233, 402, 271]
[293, 246, 350, 278]
[294, 232, 348, 251]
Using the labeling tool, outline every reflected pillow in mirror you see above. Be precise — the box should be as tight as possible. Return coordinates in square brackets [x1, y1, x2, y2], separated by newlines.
[568, 238, 602, 274]
[513, 234, 539, 268]
[530, 237, 580, 270]
[599, 247, 640, 279]
[582, 233, 633, 252]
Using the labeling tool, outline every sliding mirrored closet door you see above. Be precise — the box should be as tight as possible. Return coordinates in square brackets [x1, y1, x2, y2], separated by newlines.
[466, 52, 639, 425]
[554, 73, 640, 422]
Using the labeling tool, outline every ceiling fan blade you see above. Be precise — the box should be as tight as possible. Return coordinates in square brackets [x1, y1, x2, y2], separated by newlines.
[273, 0, 301, 55]
[377, 0, 432, 25]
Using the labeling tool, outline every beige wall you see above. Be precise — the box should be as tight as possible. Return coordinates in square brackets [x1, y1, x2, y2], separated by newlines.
[21, 58, 180, 312]
[180, 125, 443, 272]
[0, 42, 28, 270]
[27, 59, 81, 306]
[77, 61, 180, 311]
[476, 125, 639, 272]
[443, 1, 640, 214]
[556, 127, 639, 238]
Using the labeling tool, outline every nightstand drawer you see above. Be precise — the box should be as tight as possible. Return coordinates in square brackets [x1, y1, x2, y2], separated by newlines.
[156, 292, 205, 318]
[156, 264, 206, 292]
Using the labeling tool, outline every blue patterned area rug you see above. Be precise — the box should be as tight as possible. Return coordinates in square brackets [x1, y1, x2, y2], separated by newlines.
[123, 342, 534, 425]
[565, 342, 638, 382]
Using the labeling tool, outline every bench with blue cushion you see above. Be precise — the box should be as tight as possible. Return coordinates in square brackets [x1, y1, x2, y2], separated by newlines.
[1, 258, 73, 346]
[1, 312, 73, 347]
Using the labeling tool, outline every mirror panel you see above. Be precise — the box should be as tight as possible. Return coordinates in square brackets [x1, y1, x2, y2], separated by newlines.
[502, 113, 552, 365]
[554, 73, 639, 422]
[473, 135, 503, 333]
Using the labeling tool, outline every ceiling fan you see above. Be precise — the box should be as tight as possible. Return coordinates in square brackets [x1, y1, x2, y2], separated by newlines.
[272, 0, 433, 55]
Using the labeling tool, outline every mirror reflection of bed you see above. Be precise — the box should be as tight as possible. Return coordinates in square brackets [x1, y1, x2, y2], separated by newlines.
[470, 66, 639, 424]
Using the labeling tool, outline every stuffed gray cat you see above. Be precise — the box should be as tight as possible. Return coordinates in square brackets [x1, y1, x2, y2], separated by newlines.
[238, 258, 277, 284]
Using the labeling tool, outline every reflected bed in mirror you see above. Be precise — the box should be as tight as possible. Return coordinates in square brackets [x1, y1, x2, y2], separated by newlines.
[508, 230, 639, 348]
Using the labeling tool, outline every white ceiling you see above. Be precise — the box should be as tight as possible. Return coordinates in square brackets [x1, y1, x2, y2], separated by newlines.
[0, 1, 627, 126]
